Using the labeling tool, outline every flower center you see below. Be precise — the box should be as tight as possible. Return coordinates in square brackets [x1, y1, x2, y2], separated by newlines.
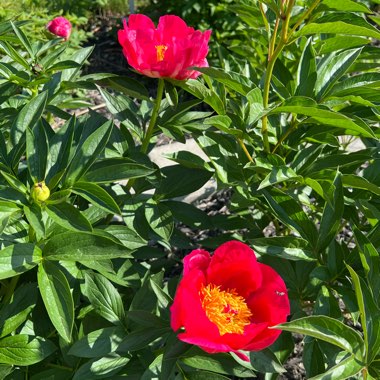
[155, 44, 168, 62]
[200, 284, 252, 335]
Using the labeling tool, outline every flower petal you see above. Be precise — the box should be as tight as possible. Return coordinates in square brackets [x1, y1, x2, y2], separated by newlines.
[207, 241, 262, 298]
[183, 249, 210, 276]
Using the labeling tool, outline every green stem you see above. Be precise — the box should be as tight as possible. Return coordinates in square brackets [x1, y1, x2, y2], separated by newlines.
[261, 0, 295, 153]
[126, 78, 165, 192]
[272, 115, 298, 153]
[289, 0, 321, 38]
[238, 138, 254, 163]
[140, 78, 165, 154]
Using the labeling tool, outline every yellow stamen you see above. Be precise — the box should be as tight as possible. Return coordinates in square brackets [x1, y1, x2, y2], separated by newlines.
[155, 45, 168, 62]
[200, 284, 252, 335]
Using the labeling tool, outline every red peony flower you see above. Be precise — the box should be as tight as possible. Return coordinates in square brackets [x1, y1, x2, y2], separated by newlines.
[117, 14, 211, 80]
[46, 17, 72, 40]
[170, 241, 290, 357]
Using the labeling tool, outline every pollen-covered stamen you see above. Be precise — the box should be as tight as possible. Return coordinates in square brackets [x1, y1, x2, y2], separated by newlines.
[155, 44, 168, 62]
[200, 284, 252, 335]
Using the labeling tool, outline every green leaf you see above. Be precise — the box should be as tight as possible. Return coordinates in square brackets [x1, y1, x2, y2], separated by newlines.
[46, 203, 93, 232]
[249, 349, 285, 373]
[194, 67, 254, 96]
[61, 46, 94, 82]
[315, 48, 362, 100]
[296, 38, 317, 97]
[0, 40, 29, 69]
[276, 315, 365, 360]
[0, 283, 37, 338]
[23, 203, 45, 241]
[106, 76, 150, 100]
[11, 91, 48, 145]
[72, 182, 121, 215]
[117, 327, 171, 352]
[83, 158, 156, 183]
[145, 200, 174, 241]
[0, 170, 28, 194]
[269, 99, 376, 139]
[38, 261, 74, 343]
[72, 355, 130, 380]
[309, 354, 363, 380]
[68, 326, 126, 358]
[155, 165, 212, 199]
[316, 172, 344, 252]
[84, 271, 126, 325]
[0, 335, 56, 366]
[173, 79, 225, 115]
[64, 120, 113, 186]
[342, 175, 380, 196]
[180, 371, 230, 380]
[262, 188, 318, 246]
[293, 22, 380, 40]
[346, 265, 368, 358]
[250, 236, 315, 261]
[353, 228, 380, 296]
[11, 21, 35, 58]
[43, 232, 132, 261]
[0, 244, 42, 280]
[317, 0, 371, 14]
[26, 124, 48, 181]
[46, 116, 75, 187]
[180, 348, 255, 377]
[258, 166, 301, 190]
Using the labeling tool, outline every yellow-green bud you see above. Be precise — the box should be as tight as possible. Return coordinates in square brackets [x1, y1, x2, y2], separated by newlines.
[31, 181, 50, 203]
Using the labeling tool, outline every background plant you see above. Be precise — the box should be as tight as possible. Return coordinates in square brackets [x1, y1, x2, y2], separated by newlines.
[0, 0, 380, 379]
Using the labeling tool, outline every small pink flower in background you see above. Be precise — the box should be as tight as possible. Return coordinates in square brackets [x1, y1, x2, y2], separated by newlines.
[118, 14, 211, 80]
[46, 17, 72, 40]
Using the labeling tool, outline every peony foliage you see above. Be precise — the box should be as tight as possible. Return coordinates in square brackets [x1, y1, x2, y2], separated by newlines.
[0, 1, 380, 379]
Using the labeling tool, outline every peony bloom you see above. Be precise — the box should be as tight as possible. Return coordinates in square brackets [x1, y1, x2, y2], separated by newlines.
[46, 17, 72, 40]
[117, 14, 211, 80]
[170, 241, 290, 357]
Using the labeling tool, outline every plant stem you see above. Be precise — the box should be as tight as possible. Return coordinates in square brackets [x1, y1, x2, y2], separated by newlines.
[140, 78, 165, 154]
[261, 0, 295, 153]
[238, 138, 254, 163]
[272, 115, 298, 153]
[289, 0, 321, 38]
[126, 78, 164, 192]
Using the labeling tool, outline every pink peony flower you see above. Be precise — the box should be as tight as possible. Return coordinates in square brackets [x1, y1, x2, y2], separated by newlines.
[46, 17, 72, 40]
[118, 14, 211, 80]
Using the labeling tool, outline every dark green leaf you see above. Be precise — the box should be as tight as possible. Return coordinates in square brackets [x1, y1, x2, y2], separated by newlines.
[0, 335, 56, 365]
[0, 244, 42, 280]
[26, 124, 48, 181]
[38, 261, 74, 342]
[84, 271, 126, 325]
[316, 172, 344, 252]
[276, 315, 365, 360]
[11, 91, 48, 145]
[83, 158, 156, 183]
[72, 182, 121, 215]
[43, 232, 132, 261]
[0, 283, 37, 338]
[145, 200, 174, 241]
[64, 120, 113, 186]
[68, 326, 126, 358]
[46, 203, 93, 232]
[72, 355, 130, 380]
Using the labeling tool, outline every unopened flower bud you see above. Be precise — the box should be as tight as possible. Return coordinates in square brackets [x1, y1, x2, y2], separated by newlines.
[31, 182, 50, 203]
[46, 17, 72, 40]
